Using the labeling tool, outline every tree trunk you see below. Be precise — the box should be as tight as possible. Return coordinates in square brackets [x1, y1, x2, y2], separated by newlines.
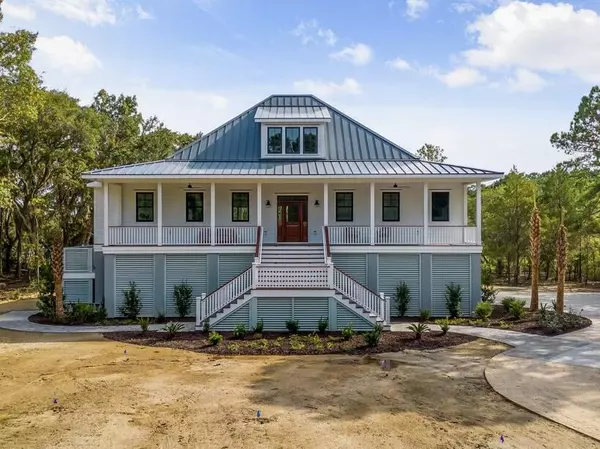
[556, 219, 568, 315]
[51, 232, 64, 317]
[15, 235, 22, 280]
[530, 204, 541, 311]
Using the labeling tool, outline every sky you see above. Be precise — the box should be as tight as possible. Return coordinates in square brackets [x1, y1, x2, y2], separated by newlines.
[2, 0, 600, 173]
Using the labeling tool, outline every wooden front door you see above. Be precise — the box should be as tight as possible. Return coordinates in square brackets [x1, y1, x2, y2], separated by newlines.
[277, 196, 308, 243]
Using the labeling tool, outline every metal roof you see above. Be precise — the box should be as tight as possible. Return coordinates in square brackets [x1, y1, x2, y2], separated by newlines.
[84, 159, 502, 178]
[255, 106, 331, 120]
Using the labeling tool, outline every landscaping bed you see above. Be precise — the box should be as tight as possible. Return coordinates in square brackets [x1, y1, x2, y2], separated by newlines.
[28, 312, 192, 326]
[103, 330, 477, 355]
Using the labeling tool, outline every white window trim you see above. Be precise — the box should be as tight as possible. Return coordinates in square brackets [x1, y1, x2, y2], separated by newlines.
[261, 123, 325, 159]
[430, 189, 451, 223]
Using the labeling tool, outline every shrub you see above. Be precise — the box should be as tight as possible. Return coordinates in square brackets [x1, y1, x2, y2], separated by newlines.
[508, 300, 527, 320]
[285, 319, 299, 333]
[481, 285, 498, 303]
[119, 282, 142, 319]
[208, 330, 223, 345]
[233, 323, 247, 339]
[94, 306, 108, 323]
[502, 297, 517, 313]
[163, 321, 185, 339]
[539, 303, 548, 320]
[395, 282, 411, 317]
[407, 323, 429, 340]
[139, 317, 151, 332]
[341, 323, 355, 341]
[419, 309, 431, 322]
[474, 301, 493, 320]
[202, 320, 210, 333]
[156, 311, 167, 324]
[317, 317, 328, 333]
[445, 283, 462, 319]
[435, 317, 450, 335]
[65, 302, 96, 323]
[538, 309, 587, 333]
[36, 294, 56, 319]
[253, 318, 264, 333]
[363, 325, 383, 347]
[173, 282, 194, 318]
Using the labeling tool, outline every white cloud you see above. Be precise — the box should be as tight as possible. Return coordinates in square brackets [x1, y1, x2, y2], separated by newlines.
[406, 0, 428, 19]
[330, 43, 373, 66]
[292, 19, 337, 46]
[451, 2, 476, 13]
[3, 3, 37, 21]
[507, 68, 547, 92]
[293, 78, 362, 97]
[135, 5, 153, 20]
[387, 57, 411, 71]
[35, 36, 102, 75]
[464, 1, 600, 83]
[437, 66, 486, 87]
[36, 0, 116, 26]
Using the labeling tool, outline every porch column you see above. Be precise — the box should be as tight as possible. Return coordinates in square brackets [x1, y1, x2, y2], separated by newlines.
[256, 183, 262, 227]
[157, 182, 163, 246]
[463, 184, 468, 226]
[210, 182, 216, 246]
[323, 183, 329, 226]
[476, 181, 482, 245]
[370, 182, 375, 245]
[103, 182, 109, 246]
[423, 183, 429, 245]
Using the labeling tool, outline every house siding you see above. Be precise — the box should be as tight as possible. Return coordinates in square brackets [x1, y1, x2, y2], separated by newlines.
[218, 254, 253, 287]
[378, 254, 421, 317]
[212, 303, 250, 331]
[257, 298, 293, 331]
[64, 280, 93, 304]
[336, 303, 374, 331]
[64, 247, 92, 272]
[431, 254, 472, 317]
[332, 254, 367, 285]
[114, 255, 155, 317]
[165, 255, 208, 317]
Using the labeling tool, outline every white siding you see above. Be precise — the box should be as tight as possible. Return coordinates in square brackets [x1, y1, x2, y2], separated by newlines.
[431, 255, 471, 317]
[165, 255, 208, 317]
[114, 255, 155, 317]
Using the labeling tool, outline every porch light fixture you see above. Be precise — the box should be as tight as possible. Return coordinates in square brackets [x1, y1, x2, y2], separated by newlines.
[393, 183, 398, 188]
[314, 200, 320, 207]
[187, 184, 193, 189]
[265, 200, 271, 207]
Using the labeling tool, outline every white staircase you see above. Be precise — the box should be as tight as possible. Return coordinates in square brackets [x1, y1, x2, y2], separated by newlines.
[260, 244, 325, 265]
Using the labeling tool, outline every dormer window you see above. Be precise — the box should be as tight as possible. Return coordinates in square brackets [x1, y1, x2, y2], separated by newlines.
[265, 125, 321, 157]
[303, 127, 318, 154]
[285, 127, 300, 154]
[267, 127, 282, 154]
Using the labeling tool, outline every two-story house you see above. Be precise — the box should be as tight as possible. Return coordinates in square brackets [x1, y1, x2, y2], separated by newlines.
[64, 94, 502, 331]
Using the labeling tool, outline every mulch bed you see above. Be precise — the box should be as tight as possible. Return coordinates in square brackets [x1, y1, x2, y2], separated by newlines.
[28, 313, 192, 326]
[103, 331, 477, 356]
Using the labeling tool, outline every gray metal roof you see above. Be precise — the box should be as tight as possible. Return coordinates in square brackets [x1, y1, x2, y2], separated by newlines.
[84, 159, 502, 178]
[255, 106, 331, 120]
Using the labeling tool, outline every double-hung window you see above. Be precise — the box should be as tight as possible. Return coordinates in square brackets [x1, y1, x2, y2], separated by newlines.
[431, 191, 450, 222]
[186, 192, 204, 222]
[232, 192, 250, 222]
[136, 192, 154, 222]
[335, 192, 353, 222]
[382, 192, 400, 222]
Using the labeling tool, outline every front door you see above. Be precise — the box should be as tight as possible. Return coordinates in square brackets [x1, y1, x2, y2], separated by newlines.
[277, 196, 308, 242]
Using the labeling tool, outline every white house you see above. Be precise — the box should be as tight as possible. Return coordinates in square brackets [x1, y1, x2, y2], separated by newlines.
[64, 94, 502, 331]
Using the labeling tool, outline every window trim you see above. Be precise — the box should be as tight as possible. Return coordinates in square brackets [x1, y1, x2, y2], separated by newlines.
[231, 192, 250, 223]
[335, 192, 354, 222]
[430, 190, 450, 223]
[185, 191, 204, 223]
[267, 127, 283, 154]
[263, 124, 322, 158]
[135, 191, 154, 223]
[382, 191, 400, 222]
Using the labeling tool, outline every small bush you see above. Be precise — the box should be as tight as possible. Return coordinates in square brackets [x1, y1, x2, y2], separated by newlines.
[253, 318, 264, 333]
[395, 282, 411, 317]
[285, 319, 299, 333]
[502, 297, 517, 313]
[474, 301, 493, 320]
[95, 306, 108, 323]
[202, 320, 210, 333]
[36, 294, 56, 319]
[163, 321, 185, 339]
[419, 309, 431, 322]
[156, 311, 167, 324]
[317, 317, 328, 332]
[119, 282, 142, 319]
[435, 317, 450, 335]
[65, 302, 96, 323]
[481, 285, 498, 303]
[341, 323, 355, 341]
[208, 330, 223, 345]
[539, 303, 548, 320]
[445, 283, 462, 319]
[363, 325, 383, 347]
[508, 300, 527, 320]
[538, 309, 587, 333]
[407, 323, 429, 340]
[173, 282, 194, 318]
[233, 323, 247, 339]
[138, 317, 151, 332]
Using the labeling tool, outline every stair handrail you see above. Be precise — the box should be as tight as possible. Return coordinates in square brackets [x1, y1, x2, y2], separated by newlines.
[254, 225, 263, 264]
[323, 226, 332, 265]
[197, 267, 253, 326]
[332, 267, 388, 324]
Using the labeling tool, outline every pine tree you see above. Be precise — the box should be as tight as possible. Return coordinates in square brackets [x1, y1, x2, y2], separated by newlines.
[529, 202, 541, 311]
[51, 230, 64, 317]
[555, 214, 568, 314]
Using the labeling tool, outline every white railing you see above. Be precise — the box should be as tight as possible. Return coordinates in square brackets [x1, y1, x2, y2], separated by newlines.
[163, 226, 210, 245]
[328, 226, 371, 245]
[375, 226, 423, 245]
[333, 268, 388, 324]
[429, 226, 477, 245]
[215, 226, 257, 245]
[255, 265, 330, 289]
[108, 226, 157, 245]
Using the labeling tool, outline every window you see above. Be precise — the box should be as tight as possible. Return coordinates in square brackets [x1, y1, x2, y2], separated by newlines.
[285, 127, 300, 154]
[267, 127, 282, 154]
[336, 192, 353, 222]
[136, 192, 154, 222]
[232, 192, 250, 222]
[382, 192, 400, 222]
[303, 127, 318, 154]
[431, 191, 450, 222]
[186, 192, 204, 222]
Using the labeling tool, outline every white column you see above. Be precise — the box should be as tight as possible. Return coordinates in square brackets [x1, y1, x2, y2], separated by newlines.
[157, 182, 163, 246]
[423, 183, 429, 245]
[463, 184, 468, 226]
[323, 183, 329, 226]
[256, 183, 262, 227]
[370, 182, 375, 245]
[210, 182, 216, 246]
[103, 182, 109, 246]
[476, 181, 482, 245]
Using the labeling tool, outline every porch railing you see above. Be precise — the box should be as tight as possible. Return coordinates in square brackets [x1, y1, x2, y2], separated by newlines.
[108, 226, 157, 245]
[255, 265, 330, 289]
[328, 225, 477, 245]
[197, 267, 253, 324]
[375, 226, 423, 245]
[429, 226, 477, 245]
[328, 226, 370, 245]
[215, 226, 257, 245]
[163, 226, 210, 245]
[106, 226, 258, 246]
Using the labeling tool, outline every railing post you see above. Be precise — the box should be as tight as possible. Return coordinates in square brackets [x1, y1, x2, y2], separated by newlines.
[103, 182, 109, 246]
[252, 262, 258, 289]
[328, 264, 334, 289]
[423, 183, 429, 245]
[385, 295, 391, 325]
[379, 292, 385, 321]
[476, 181, 482, 245]
[195, 295, 203, 330]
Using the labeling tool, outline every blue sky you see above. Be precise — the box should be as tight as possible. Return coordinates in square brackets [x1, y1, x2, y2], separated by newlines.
[2, 0, 600, 173]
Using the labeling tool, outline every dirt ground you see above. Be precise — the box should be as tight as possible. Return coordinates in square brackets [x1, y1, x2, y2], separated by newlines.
[1, 329, 598, 449]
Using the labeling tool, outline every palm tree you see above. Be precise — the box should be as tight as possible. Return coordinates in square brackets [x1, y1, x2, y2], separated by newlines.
[555, 213, 567, 314]
[529, 202, 541, 311]
[51, 228, 64, 318]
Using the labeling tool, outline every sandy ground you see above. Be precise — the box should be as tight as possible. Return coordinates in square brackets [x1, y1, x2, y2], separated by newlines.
[1, 331, 598, 449]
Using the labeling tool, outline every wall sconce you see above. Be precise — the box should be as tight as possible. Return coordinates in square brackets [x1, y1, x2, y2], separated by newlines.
[314, 200, 320, 207]
[187, 184, 193, 189]
[265, 200, 271, 207]
[393, 183, 398, 188]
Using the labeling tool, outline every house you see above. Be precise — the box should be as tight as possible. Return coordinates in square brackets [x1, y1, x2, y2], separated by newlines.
[64, 94, 502, 331]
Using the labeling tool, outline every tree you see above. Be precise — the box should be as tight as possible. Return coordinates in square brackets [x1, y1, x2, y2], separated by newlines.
[50, 228, 64, 317]
[555, 214, 568, 314]
[530, 202, 541, 311]
[416, 144, 447, 162]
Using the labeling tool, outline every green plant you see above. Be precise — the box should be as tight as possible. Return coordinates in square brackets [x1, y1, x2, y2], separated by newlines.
[202, 320, 210, 333]
[290, 339, 305, 350]
[94, 306, 108, 323]
[285, 319, 299, 333]
[156, 311, 167, 324]
[445, 283, 462, 319]
[118, 282, 142, 319]
[308, 333, 323, 349]
[317, 316, 328, 332]
[435, 317, 450, 335]
[407, 323, 429, 340]
[363, 325, 383, 347]
[253, 318, 264, 333]
[163, 321, 185, 339]
[226, 343, 240, 352]
[233, 323, 247, 339]
[481, 284, 498, 303]
[474, 301, 493, 320]
[502, 297, 517, 313]
[36, 294, 56, 319]
[419, 309, 431, 322]
[173, 282, 194, 318]
[552, 299, 559, 312]
[395, 282, 411, 317]
[10, 289, 22, 302]
[341, 323, 355, 341]
[208, 330, 223, 345]
[539, 303, 548, 320]
[508, 299, 527, 320]
[138, 317, 151, 332]
[65, 301, 96, 323]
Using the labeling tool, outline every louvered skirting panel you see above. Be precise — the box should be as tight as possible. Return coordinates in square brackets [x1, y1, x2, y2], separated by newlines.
[336, 302, 374, 331]
[165, 255, 208, 317]
[212, 303, 250, 331]
[218, 254, 254, 287]
[256, 298, 293, 331]
[293, 298, 329, 331]
[431, 255, 472, 317]
[115, 255, 155, 317]
[378, 254, 421, 317]
[63, 280, 93, 303]
[332, 254, 367, 284]
[64, 247, 91, 272]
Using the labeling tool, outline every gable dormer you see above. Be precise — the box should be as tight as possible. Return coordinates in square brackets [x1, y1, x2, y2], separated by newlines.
[255, 105, 330, 159]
